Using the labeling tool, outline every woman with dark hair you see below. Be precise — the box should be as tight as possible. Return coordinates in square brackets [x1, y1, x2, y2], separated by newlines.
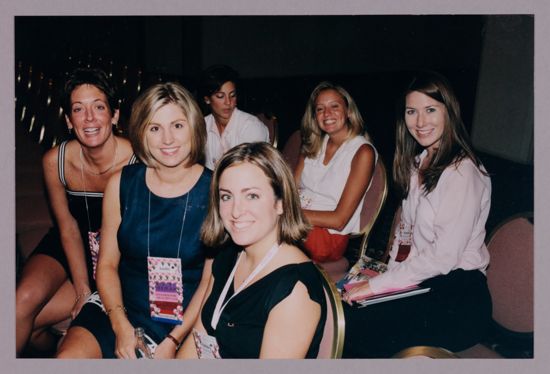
[177, 142, 326, 359]
[198, 65, 269, 170]
[16, 67, 136, 356]
[341, 71, 492, 358]
[294, 81, 377, 263]
[56, 82, 212, 359]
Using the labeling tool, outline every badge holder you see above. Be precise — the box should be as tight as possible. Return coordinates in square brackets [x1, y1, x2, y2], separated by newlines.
[396, 222, 413, 262]
[148, 256, 184, 325]
[192, 329, 221, 359]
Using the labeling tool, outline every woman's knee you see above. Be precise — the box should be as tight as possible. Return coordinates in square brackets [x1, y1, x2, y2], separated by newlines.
[56, 327, 102, 358]
[16, 283, 46, 319]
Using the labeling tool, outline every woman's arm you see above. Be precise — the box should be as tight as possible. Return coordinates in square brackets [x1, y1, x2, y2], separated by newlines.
[259, 282, 321, 358]
[293, 154, 305, 186]
[176, 272, 216, 359]
[303, 144, 376, 231]
[42, 148, 90, 317]
[369, 161, 491, 293]
[95, 170, 136, 358]
[154, 258, 213, 359]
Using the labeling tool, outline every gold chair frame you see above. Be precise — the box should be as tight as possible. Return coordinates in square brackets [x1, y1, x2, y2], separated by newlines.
[315, 264, 346, 358]
[355, 158, 389, 259]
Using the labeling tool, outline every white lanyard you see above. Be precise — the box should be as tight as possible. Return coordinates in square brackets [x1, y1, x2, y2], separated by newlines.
[211, 243, 280, 330]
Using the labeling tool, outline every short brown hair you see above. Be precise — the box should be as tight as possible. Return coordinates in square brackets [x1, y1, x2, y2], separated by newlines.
[128, 82, 206, 167]
[201, 142, 310, 247]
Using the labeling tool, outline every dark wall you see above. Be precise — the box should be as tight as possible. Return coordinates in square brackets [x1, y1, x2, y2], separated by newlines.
[15, 15, 484, 79]
[15, 15, 486, 152]
[14, 14, 534, 248]
[201, 16, 484, 78]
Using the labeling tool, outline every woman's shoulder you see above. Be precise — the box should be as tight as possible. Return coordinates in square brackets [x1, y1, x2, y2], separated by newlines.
[211, 243, 240, 275]
[42, 142, 61, 165]
[272, 246, 323, 291]
[348, 134, 376, 151]
[42, 139, 75, 172]
[450, 156, 485, 175]
[234, 108, 264, 126]
[192, 165, 213, 193]
[265, 261, 325, 310]
[120, 162, 145, 181]
[444, 156, 491, 187]
[115, 136, 135, 162]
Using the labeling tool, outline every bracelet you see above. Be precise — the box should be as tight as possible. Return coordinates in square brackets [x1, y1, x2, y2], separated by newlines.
[104, 304, 127, 316]
[166, 333, 181, 348]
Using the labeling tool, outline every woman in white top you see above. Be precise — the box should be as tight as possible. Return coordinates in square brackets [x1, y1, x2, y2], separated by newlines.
[341, 71, 492, 358]
[199, 65, 269, 170]
[294, 81, 376, 263]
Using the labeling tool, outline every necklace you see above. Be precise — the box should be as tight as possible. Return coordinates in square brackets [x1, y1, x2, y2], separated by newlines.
[79, 138, 118, 176]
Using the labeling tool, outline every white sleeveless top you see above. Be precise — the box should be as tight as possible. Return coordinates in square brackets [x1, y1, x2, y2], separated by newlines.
[299, 134, 377, 235]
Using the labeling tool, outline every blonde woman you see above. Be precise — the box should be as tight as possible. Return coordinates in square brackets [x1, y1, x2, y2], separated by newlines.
[57, 82, 213, 358]
[295, 81, 377, 263]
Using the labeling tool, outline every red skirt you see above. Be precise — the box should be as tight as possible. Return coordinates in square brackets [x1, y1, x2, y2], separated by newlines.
[303, 226, 349, 262]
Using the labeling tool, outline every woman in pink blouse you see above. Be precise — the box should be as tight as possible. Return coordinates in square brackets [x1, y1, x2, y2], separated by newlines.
[341, 71, 492, 358]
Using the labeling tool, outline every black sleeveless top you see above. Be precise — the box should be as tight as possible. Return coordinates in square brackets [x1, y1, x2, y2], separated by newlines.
[58, 140, 138, 289]
[201, 244, 327, 358]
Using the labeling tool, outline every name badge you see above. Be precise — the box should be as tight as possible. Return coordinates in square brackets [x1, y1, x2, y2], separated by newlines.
[88, 231, 100, 280]
[147, 256, 184, 325]
[396, 222, 413, 262]
[192, 329, 221, 359]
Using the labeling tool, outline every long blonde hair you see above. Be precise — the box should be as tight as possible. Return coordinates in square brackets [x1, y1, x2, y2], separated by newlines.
[300, 81, 367, 158]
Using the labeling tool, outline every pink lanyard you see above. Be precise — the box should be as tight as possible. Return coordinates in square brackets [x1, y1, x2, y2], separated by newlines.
[211, 243, 279, 330]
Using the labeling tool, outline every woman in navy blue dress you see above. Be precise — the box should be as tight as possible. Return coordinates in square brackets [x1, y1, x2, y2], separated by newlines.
[57, 82, 213, 359]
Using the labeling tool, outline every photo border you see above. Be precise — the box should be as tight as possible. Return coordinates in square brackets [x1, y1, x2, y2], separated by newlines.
[3, 1, 548, 373]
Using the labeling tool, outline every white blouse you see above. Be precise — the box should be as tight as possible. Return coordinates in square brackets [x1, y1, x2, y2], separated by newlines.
[369, 151, 491, 294]
[299, 134, 377, 235]
[204, 108, 270, 170]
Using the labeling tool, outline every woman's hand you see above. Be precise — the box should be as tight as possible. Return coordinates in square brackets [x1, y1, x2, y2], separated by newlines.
[71, 288, 92, 319]
[153, 338, 178, 359]
[114, 321, 137, 359]
[342, 281, 373, 305]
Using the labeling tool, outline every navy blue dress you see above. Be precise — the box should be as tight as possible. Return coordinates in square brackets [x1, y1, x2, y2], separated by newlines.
[72, 163, 212, 357]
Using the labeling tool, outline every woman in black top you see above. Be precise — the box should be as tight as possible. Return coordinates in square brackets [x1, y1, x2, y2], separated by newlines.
[16, 68, 135, 356]
[177, 142, 326, 358]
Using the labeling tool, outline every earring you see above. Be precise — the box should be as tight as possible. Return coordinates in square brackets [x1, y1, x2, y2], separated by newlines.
[68, 128, 72, 134]
[205, 100, 210, 104]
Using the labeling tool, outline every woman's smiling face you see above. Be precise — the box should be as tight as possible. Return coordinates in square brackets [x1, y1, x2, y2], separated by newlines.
[314, 89, 349, 138]
[145, 103, 192, 169]
[404, 90, 447, 155]
[65, 84, 118, 148]
[218, 162, 282, 251]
